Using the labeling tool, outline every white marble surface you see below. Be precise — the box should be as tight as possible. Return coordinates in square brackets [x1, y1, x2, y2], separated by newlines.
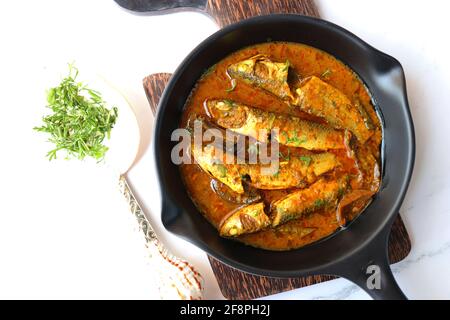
[0, 0, 449, 299]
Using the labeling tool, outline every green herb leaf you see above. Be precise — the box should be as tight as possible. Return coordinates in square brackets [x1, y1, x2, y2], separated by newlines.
[34, 63, 118, 161]
[281, 131, 307, 146]
[282, 59, 291, 72]
[321, 69, 332, 78]
[299, 155, 312, 166]
[313, 198, 326, 209]
[215, 164, 228, 178]
[249, 209, 260, 217]
[223, 99, 234, 108]
[337, 187, 346, 198]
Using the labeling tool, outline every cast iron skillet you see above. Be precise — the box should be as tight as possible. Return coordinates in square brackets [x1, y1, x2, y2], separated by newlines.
[153, 15, 415, 300]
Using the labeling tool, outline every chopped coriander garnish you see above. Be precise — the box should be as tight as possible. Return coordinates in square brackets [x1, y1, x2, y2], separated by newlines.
[281, 59, 291, 72]
[267, 113, 276, 129]
[223, 99, 234, 108]
[290, 136, 304, 146]
[273, 169, 280, 178]
[249, 209, 260, 217]
[281, 131, 307, 146]
[313, 199, 326, 209]
[321, 69, 332, 78]
[215, 164, 228, 178]
[299, 155, 312, 166]
[34, 64, 118, 161]
[278, 149, 290, 161]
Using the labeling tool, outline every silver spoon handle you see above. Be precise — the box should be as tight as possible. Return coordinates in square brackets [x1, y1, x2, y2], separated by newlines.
[118, 175, 203, 299]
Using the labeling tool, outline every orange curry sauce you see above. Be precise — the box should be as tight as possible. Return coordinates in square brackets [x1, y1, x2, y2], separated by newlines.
[180, 42, 381, 250]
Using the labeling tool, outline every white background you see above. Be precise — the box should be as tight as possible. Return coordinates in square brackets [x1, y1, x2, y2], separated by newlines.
[1, 0, 449, 299]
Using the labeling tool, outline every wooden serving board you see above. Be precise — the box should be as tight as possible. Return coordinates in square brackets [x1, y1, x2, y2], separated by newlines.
[143, 0, 411, 300]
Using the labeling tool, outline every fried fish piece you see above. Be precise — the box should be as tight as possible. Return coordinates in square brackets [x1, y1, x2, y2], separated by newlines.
[227, 54, 294, 100]
[294, 76, 373, 142]
[192, 141, 339, 193]
[245, 152, 339, 190]
[228, 55, 374, 142]
[219, 202, 270, 237]
[205, 99, 348, 150]
[271, 178, 348, 227]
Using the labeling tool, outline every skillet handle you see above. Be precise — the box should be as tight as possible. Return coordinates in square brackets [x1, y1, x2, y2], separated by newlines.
[339, 223, 407, 300]
[113, 0, 207, 13]
[365, 259, 406, 300]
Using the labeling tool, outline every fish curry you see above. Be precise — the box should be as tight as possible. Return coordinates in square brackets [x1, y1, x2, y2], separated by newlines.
[179, 42, 381, 251]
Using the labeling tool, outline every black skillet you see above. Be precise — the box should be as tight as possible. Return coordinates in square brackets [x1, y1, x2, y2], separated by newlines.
[116, 4, 415, 299]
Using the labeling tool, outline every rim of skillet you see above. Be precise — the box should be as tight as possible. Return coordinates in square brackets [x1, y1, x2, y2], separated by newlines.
[153, 14, 415, 277]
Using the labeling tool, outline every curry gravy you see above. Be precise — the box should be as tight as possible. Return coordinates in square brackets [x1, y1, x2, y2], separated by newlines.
[180, 42, 381, 250]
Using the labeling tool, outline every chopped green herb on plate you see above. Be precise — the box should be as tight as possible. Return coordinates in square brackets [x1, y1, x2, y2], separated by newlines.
[34, 64, 118, 161]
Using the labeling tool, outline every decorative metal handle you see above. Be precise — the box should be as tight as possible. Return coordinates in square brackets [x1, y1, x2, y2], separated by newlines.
[119, 175, 203, 299]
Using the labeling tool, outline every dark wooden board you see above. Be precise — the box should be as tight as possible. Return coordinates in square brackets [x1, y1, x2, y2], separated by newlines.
[142, 0, 411, 300]
[204, 0, 319, 27]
